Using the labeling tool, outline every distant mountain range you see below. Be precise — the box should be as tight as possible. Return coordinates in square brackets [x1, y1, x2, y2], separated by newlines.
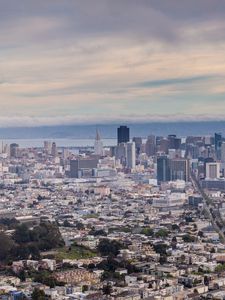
[0, 121, 225, 139]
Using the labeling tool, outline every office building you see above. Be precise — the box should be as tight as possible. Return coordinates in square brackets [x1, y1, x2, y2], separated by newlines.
[126, 142, 135, 169]
[145, 135, 156, 156]
[44, 141, 52, 154]
[203, 157, 214, 177]
[157, 156, 170, 184]
[10, 143, 19, 158]
[168, 135, 181, 150]
[215, 133, 222, 160]
[132, 137, 142, 155]
[205, 162, 220, 179]
[115, 143, 126, 166]
[117, 126, 129, 144]
[70, 157, 98, 178]
[169, 158, 189, 182]
[158, 138, 169, 154]
[94, 130, 104, 156]
[51, 142, 58, 157]
[153, 193, 186, 208]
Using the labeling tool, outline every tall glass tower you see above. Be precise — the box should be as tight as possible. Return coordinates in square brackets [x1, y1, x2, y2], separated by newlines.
[117, 126, 130, 144]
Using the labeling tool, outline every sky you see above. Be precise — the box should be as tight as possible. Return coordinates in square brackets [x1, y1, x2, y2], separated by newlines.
[1, 0, 225, 127]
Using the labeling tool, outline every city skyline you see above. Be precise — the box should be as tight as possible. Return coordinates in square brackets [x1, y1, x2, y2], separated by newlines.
[1, 0, 225, 127]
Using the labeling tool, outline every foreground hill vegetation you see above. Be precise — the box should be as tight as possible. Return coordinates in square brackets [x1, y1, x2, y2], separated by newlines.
[0, 220, 64, 262]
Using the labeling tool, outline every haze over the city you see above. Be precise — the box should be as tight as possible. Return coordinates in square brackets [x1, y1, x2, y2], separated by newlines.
[1, 0, 225, 127]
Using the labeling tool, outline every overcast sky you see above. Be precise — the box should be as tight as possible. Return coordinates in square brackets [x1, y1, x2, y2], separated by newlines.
[1, 0, 225, 126]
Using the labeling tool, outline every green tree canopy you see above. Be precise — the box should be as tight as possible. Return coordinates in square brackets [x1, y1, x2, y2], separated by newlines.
[31, 288, 45, 300]
[0, 231, 14, 261]
[97, 239, 124, 257]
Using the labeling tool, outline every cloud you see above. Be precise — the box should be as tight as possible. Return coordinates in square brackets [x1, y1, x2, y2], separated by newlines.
[135, 75, 217, 88]
[0, 1, 225, 125]
[0, 113, 225, 128]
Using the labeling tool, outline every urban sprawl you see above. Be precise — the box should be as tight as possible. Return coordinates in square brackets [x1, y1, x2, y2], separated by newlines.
[1, 126, 225, 300]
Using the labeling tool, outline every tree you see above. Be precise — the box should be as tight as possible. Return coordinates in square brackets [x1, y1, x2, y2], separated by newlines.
[192, 223, 197, 231]
[33, 271, 59, 288]
[141, 227, 154, 236]
[98, 256, 119, 272]
[37, 195, 45, 201]
[0, 231, 14, 261]
[185, 216, 193, 223]
[14, 224, 30, 243]
[180, 254, 186, 263]
[172, 224, 180, 231]
[210, 247, 216, 253]
[198, 231, 204, 238]
[28, 244, 40, 260]
[33, 222, 65, 251]
[11, 244, 30, 260]
[159, 254, 167, 264]
[193, 288, 199, 295]
[215, 264, 225, 273]
[63, 220, 71, 227]
[82, 285, 88, 292]
[102, 283, 112, 295]
[97, 239, 124, 257]
[18, 270, 26, 282]
[5, 222, 64, 261]
[31, 288, 45, 300]
[171, 236, 177, 250]
[0, 218, 19, 230]
[204, 275, 210, 285]
[155, 229, 169, 238]
[182, 234, 195, 243]
[89, 229, 107, 236]
[75, 222, 84, 230]
[88, 263, 95, 270]
[153, 243, 168, 255]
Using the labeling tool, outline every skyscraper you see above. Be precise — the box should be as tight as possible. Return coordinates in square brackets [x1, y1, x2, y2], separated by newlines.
[115, 143, 126, 166]
[168, 135, 181, 150]
[44, 141, 52, 154]
[126, 142, 135, 169]
[94, 129, 104, 156]
[169, 158, 189, 182]
[10, 143, 19, 158]
[145, 135, 156, 156]
[117, 126, 130, 144]
[157, 156, 170, 184]
[215, 132, 222, 160]
[158, 137, 169, 154]
[51, 142, 57, 157]
[132, 137, 142, 156]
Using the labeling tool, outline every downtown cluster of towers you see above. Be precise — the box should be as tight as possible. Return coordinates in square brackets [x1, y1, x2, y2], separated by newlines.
[6, 127, 225, 187]
[112, 127, 225, 186]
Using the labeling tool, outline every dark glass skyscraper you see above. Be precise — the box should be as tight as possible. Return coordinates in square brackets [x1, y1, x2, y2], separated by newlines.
[215, 132, 222, 160]
[168, 134, 181, 150]
[157, 156, 170, 184]
[117, 126, 130, 144]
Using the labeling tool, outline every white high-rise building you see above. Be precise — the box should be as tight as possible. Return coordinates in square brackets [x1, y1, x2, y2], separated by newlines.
[51, 142, 58, 157]
[44, 141, 52, 154]
[126, 142, 135, 169]
[94, 130, 104, 156]
[206, 162, 220, 179]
